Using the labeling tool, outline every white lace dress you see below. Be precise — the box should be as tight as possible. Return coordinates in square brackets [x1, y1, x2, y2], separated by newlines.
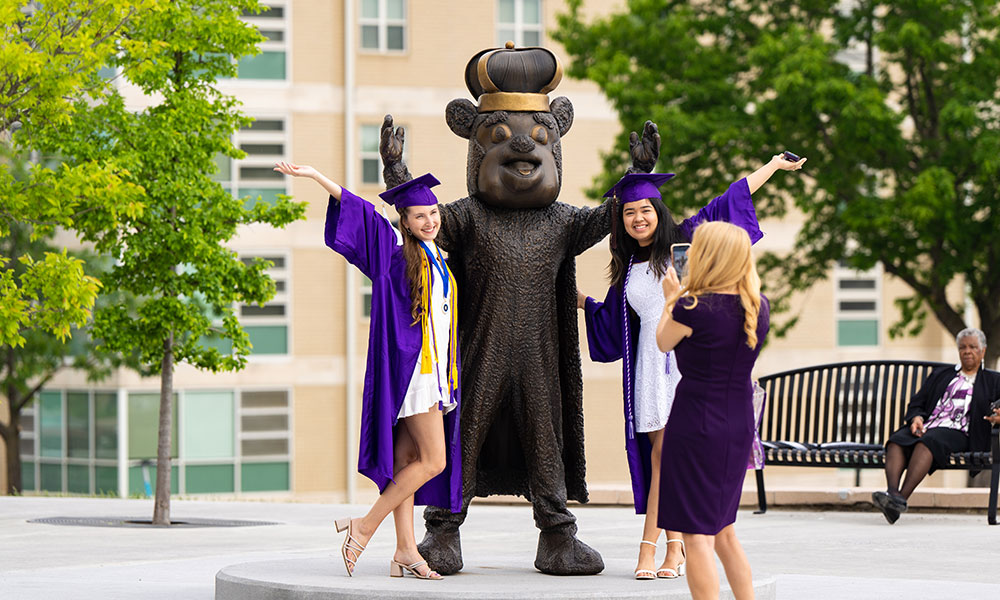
[626, 260, 681, 433]
[398, 241, 458, 419]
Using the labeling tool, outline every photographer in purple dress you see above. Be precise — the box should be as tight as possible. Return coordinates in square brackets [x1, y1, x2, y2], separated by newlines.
[654, 221, 770, 600]
[873, 328, 1000, 524]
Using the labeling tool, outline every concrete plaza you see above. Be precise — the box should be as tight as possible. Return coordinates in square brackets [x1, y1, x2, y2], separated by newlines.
[0, 495, 997, 599]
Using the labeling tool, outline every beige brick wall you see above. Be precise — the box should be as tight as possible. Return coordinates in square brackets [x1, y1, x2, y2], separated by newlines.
[292, 384, 348, 493]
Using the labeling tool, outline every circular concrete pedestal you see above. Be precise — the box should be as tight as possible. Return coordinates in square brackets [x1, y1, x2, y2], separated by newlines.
[216, 558, 776, 600]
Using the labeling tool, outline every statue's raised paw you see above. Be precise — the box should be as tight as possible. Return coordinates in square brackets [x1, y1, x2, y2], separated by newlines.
[629, 119, 660, 174]
[379, 114, 406, 165]
[417, 527, 464, 575]
[534, 526, 605, 575]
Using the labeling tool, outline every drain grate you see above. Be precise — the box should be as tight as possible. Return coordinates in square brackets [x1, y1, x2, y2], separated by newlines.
[28, 516, 280, 528]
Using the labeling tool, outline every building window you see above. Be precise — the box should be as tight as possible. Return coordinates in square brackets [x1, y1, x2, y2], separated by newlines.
[835, 260, 881, 347]
[21, 390, 119, 496]
[360, 0, 406, 52]
[497, 0, 543, 47]
[214, 117, 288, 208]
[22, 388, 292, 496]
[238, 1, 289, 80]
[239, 253, 290, 355]
[125, 389, 291, 495]
[360, 124, 382, 185]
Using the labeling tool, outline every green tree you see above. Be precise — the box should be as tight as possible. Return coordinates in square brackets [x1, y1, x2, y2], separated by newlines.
[0, 221, 135, 495]
[556, 0, 1000, 365]
[58, 0, 305, 523]
[0, 0, 149, 347]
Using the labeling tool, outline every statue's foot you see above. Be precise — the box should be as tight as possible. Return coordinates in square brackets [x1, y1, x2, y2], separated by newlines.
[417, 527, 463, 575]
[534, 527, 604, 575]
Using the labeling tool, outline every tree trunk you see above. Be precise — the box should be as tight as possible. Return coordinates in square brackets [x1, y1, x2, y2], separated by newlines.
[151, 332, 174, 525]
[1, 414, 22, 495]
[3, 347, 22, 495]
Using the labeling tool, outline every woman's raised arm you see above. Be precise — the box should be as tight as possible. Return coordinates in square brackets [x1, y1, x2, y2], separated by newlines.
[274, 161, 343, 200]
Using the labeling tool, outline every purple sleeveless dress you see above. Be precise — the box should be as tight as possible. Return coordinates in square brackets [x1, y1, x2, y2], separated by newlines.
[657, 293, 770, 535]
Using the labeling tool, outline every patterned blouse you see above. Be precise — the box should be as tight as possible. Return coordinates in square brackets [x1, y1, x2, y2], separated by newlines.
[924, 370, 975, 433]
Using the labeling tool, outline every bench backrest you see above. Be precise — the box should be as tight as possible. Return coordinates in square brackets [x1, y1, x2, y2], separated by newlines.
[757, 360, 950, 445]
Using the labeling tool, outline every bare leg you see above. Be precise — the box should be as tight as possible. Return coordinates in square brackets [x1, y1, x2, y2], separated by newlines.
[714, 524, 754, 600]
[346, 406, 447, 575]
[636, 429, 663, 575]
[683, 533, 719, 600]
[899, 442, 934, 499]
[391, 422, 418, 564]
[883, 442, 906, 494]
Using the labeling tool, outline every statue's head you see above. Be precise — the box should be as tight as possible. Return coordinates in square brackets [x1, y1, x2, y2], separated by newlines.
[446, 43, 574, 209]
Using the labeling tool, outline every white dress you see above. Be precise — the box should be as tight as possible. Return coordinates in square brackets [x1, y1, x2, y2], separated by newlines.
[398, 241, 458, 419]
[626, 260, 681, 433]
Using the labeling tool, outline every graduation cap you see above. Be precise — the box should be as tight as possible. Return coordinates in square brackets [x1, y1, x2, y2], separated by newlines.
[603, 172, 676, 205]
[604, 173, 676, 250]
[378, 173, 441, 209]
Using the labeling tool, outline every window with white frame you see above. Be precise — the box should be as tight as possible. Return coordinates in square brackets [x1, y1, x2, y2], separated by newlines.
[360, 122, 408, 186]
[360, 124, 382, 185]
[238, 1, 289, 80]
[214, 117, 288, 208]
[360, 0, 406, 52]
[835, 260, 881, 347]
[497, 0, 543, 47]
[239, 253, 290, 355]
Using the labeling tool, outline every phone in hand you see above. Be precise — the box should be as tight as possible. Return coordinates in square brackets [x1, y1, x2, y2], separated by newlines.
[990, 398, 1000, 412]
[782, 150, 801, 162]
[671, 243, 691, 281]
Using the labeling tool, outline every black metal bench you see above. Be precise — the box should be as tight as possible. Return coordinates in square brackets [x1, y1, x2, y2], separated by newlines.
[754, 360, 1000, 524]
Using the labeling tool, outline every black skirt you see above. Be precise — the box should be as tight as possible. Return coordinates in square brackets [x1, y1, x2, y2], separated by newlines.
[886, 426, 969, 473]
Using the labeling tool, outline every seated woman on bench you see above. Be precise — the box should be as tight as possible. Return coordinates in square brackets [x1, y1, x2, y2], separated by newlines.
[873, 328, 1000, 524]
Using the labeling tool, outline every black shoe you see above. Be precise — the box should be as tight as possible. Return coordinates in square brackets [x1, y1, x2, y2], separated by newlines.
[872, 491, 902, 524]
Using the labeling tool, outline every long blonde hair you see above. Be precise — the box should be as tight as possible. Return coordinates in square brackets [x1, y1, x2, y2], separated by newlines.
[666, 221, 762, 349]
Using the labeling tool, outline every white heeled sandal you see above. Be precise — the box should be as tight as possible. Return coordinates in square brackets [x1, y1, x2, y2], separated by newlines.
[634, 540, 658, 580]
[656, 538, 686, 579]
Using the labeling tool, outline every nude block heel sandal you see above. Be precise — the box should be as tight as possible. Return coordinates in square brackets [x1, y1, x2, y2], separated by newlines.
[334, 518, 365, 577]
[390, 559, 442, 580]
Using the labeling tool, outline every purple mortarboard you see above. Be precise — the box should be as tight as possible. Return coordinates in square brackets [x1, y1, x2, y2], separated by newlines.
[603, 173, 676, 204]
[378, 173, 441, 209]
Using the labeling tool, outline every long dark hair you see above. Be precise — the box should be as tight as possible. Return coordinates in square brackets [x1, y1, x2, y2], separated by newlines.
[397, 207, 425, 323]
[608, 198, 687, 288]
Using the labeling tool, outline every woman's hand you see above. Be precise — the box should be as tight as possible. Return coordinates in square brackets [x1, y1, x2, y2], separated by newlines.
[909, 415, 925, 437]
[576, 288, 587, 310]
[661, 265, 681, 300]
[770, 153, 807, 171]
[274, 161, 317, 179]
[985, 408, 1000, 426]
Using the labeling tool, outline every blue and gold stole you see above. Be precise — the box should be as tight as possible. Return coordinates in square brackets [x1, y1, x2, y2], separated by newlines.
[417, 242, 458, 398]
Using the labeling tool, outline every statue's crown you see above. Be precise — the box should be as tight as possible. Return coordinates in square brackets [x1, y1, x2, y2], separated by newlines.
[463, 42, 563, 113]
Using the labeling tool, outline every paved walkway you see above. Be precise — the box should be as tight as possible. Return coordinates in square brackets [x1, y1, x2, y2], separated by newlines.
[1, 496, 997, 599]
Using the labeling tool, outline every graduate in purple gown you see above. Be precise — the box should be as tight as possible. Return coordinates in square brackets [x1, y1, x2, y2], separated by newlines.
[274, 162, 461, 580]
[577, 154, 803, 581]
[655, 221, 770, 600]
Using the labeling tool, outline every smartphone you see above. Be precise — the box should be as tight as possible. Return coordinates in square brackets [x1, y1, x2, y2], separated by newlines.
[782, 150, 801, 162]
[671, 243, 691, 280]
[990, 398, 1000, 411]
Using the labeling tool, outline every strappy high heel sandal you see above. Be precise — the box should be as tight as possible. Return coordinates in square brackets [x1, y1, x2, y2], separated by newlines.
[334, 518, 366, 577]
[634, 540, 658, 580]
[656, 538, 686, 579]
[390, 559, 443, 580]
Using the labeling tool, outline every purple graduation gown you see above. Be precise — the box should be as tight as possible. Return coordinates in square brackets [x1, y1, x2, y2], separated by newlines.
[325, 189, 462, 512]
[582, 178, 762, 514]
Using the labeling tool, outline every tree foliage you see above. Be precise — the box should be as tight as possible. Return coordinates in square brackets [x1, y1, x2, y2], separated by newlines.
[0, 0, 149, 346]
[53, 0, 306, 522]
[0, 221, 134, 495]
[555, 0, 1000, 365]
